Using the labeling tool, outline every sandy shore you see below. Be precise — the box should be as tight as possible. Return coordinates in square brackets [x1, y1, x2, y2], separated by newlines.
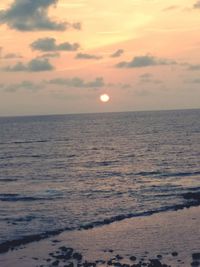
[0, 206, 200, 267]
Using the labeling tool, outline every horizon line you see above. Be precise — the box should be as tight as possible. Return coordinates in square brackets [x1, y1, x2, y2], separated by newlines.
[0, 107, 199, 119]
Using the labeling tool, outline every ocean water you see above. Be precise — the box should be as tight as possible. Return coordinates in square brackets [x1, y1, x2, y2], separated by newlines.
[0, 109, 200, 245]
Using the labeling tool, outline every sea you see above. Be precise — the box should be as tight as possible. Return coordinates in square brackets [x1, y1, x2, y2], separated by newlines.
[0, 109, 200, 247]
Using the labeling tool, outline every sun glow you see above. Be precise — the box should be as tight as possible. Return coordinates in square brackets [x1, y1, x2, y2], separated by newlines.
[100, 94, 110, 103]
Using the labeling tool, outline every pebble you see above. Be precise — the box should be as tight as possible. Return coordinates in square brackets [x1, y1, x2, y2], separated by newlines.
[73, 252, 83, 261]
[130, 256, 137, 261]
[171, 252, 178, 257]
[191, 261, 200, 267]
[192, 253, 200, 260]
[52, 260, 60, 266]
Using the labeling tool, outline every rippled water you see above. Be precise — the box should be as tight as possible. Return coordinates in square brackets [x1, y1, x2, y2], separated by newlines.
[0, 109, 200, 244]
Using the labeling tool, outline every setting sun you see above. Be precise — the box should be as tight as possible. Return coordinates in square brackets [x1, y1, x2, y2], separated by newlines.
[100, 94, 110, 103]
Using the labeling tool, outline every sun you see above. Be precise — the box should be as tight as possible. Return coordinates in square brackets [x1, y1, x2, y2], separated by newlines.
[100, 94, 110, 103]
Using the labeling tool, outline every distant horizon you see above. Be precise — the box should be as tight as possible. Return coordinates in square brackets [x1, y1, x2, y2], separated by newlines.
[0, 106, 199, 119]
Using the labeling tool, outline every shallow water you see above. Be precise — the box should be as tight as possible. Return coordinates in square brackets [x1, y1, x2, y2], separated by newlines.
[0, 109, 200, 244]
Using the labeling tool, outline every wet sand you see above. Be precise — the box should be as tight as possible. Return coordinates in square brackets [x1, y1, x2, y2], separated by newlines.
[0, 206, 200, 267]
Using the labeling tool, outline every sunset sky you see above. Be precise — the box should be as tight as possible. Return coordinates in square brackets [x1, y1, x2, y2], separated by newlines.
[0, 0, 200, 116]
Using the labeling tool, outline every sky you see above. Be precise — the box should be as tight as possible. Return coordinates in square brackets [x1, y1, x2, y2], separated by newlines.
[0, 0, 200, 116]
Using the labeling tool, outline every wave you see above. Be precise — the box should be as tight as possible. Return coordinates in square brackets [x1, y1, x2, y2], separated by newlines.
[1, 190, 200, 254]
[162, 171, 200, 177]
[0, 193, 63, 202]
[84, 160, 119, 167]
[0, 178, 18, 182]
[135, 170, 200, 178]
[182, 191, 200, 201]
[0, 140, 49, 145]
[0, 155, 44, 160]
[4, 215, 36, 223]
[0, 137, 70, 146]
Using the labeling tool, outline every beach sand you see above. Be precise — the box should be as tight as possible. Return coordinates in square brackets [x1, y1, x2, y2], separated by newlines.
[0, 206, 200, 267]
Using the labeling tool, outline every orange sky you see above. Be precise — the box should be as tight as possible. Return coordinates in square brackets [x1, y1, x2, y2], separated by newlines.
[0, 0, 200, 116]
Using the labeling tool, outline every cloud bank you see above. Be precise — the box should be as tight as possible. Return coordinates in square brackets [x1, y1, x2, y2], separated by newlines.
[3, 80, 41, 92]
[3, 77, 105, 92]
[48, 77, 105, 88]
[163, 6, 179, 12]
[76, 53, 102, 60]
[3, 53, 23, 59]
[116, 55, 176, 68]
[31, 37, 79, 52]
[111, 49, 124, 58]
[187, 64, 200, 70]
[139, 73, 162, 84]
[39, 52, 60, 58]
[0, 0, 81, 31]
[194, 1, 200, 8]
[3, 58, 54, 72]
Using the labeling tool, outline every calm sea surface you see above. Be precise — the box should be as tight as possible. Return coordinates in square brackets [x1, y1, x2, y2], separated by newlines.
[0, 109, 200, 244]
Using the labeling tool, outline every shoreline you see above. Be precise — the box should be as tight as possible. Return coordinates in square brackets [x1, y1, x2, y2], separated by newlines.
[0, 206, 200, 267]
[1, 191, 199, 255]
